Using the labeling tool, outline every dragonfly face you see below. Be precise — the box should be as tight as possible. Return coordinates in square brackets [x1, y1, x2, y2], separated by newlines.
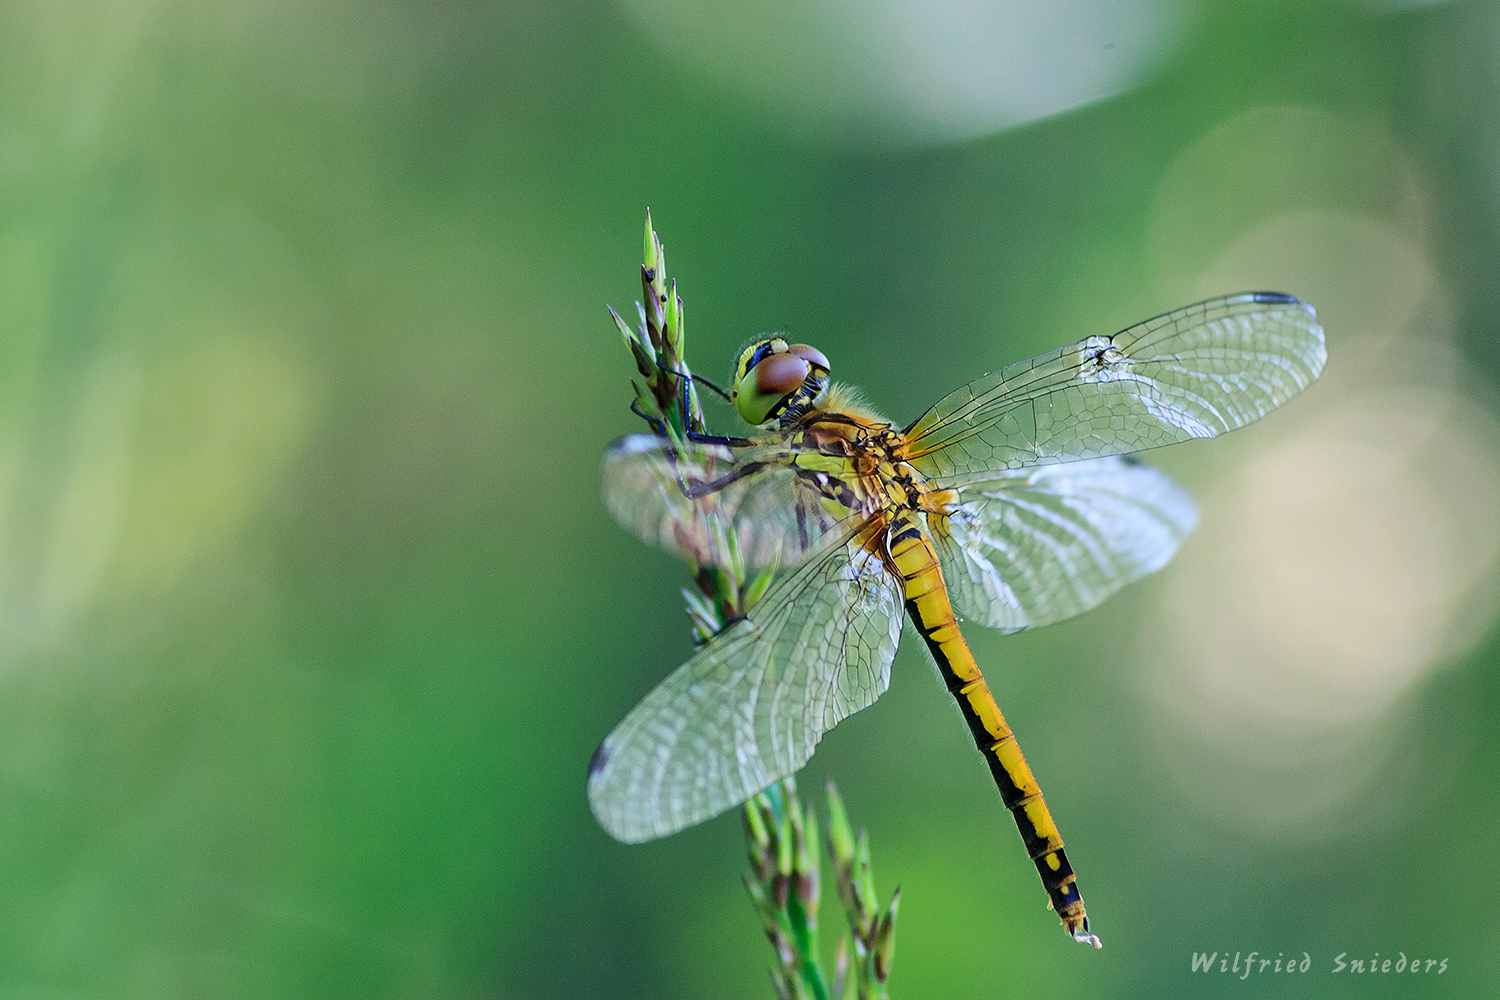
[593, 293, 1326, 946]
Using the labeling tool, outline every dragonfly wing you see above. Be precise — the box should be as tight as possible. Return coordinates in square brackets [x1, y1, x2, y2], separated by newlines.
[929, 456, 1198, 632]
[602, 434, 848, 570]
[903, 293, 1325, 485]
[588, 525, 904, 843]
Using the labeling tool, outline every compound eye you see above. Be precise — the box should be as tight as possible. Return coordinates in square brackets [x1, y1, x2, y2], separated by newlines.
[734, 338, 787, 382]
[753, 352, 811, 396]
[729, 338, 828, 426]
[786, 344, 829, 372]
[733, 345, 810, 426]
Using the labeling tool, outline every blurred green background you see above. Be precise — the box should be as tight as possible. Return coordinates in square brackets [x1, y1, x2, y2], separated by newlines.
[3, 0, 1498, 996]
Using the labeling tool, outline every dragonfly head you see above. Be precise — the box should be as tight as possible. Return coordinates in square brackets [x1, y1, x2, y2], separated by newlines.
[731, 338, 831, 425]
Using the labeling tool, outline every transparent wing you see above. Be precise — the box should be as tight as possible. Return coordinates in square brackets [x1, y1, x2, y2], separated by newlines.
[602, 434, 852, 571]
[903, 293, 1325, 485]
[929, 456, 1198, 633]
[588, 524, 904, 843]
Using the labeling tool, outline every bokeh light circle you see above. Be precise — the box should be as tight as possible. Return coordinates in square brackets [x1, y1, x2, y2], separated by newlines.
[621, 0, 1185, 146]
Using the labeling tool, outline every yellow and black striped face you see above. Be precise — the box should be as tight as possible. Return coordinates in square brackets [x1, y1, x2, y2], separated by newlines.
[730, 338, 831, 425]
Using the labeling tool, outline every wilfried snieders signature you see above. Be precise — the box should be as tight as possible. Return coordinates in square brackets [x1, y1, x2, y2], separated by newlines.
[1191, 951, 1448, 978]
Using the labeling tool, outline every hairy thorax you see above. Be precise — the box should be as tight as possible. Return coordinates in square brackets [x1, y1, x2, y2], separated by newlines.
[784, 383, 959, 522]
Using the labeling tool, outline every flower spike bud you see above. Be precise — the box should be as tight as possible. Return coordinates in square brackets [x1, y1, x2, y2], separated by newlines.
[681, 588, 720, 643]
[652, 241, 666, 304]
[775, 803, 795, 881]
[797, 811, 821, 911]
[874, 887, 899, 983]
[713, 566, 739, 620]
[744, 565, 775, 614]
[832, 935, 851, 999]
[744, 802, 774, 882]
[640, 266, 662, 349]
[643, 210, 657, 276]
[634, 299, 652, 344]
[825, 781, 855, 864]
[631, 380, 664, 424]
[665, 280, 686, 362]
[723, 521, 746, 587]
[610, 306, 655, 376]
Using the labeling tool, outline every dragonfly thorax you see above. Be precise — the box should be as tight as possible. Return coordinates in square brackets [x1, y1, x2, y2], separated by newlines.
[732, 338, 831, 426]
[793, 405, 947, 521]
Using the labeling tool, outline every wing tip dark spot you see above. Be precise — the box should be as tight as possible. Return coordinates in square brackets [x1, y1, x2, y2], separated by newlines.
[1246, 291, 1317, 316]
[588, 739, 611, 780]
[1245, 291, 1317, 320]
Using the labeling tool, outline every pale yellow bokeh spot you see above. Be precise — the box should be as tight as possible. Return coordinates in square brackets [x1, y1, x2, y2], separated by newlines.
[1150, 105, 1426, 295]
[1149, 339, 1500, 831]
[1142, 108, 1500, 834]
[113, 328, 313, 588]
[0, 327, 313, 654]
[34, 353, 141, 640]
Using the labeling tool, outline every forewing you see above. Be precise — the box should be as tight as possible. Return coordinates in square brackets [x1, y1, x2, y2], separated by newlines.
[904, 293, 1325, 485]
[588, 525, 904, 843]
[602, 434, 849, 570]
[929, 456, 1198, 632]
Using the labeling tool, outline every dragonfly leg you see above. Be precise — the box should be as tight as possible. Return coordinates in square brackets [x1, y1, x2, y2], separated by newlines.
[675, 460, 769, 499]
[654, 365, 732, 405]
[629, 398, 671, 437]
[628, 397, 750, 448]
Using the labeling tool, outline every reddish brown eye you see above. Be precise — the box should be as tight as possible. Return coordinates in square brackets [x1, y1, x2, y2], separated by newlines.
[754, 353, 811, 395]
[787, 344, 829, 371]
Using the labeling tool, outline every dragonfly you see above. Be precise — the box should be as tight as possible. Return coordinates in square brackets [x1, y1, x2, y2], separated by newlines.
[589, 292, 1325, 945]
